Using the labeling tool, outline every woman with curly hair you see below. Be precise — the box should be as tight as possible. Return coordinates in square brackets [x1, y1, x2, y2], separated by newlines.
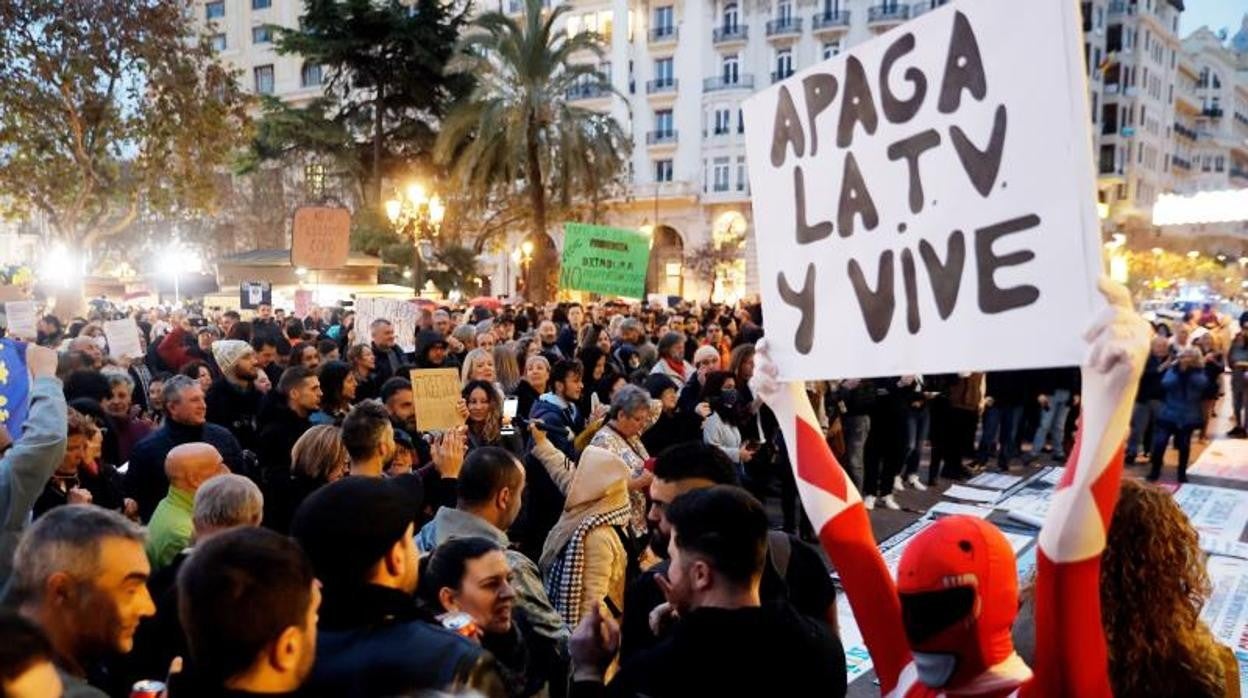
[463, 379, 521, 455]
[1100, 478, 1238, 697]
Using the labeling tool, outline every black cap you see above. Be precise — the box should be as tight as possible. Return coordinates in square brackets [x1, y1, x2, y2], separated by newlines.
[290, 476, 423, 588]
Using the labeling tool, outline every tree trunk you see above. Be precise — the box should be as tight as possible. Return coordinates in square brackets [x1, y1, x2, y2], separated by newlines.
[524, 112, 551, 303]
[373, 82, 385, 207]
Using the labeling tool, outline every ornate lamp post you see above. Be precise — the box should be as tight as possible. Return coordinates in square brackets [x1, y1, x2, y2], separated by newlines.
[385, 182, 445, 295]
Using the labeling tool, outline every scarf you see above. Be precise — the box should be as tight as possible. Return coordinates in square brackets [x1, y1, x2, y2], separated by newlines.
[663, 356, 688, 380]
[543, 503, 631, 628]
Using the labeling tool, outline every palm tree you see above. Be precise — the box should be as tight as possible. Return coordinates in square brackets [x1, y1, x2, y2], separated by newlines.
[435, 0, 627, 302]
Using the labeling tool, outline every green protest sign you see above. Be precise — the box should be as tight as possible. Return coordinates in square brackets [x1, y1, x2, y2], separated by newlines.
[559, 223, 651, 299]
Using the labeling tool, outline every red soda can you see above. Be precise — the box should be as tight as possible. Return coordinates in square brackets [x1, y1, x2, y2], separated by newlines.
[130, 680, 166, 698]
[439, 611, 479, 639]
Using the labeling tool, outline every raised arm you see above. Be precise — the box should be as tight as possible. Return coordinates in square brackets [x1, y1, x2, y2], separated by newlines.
[1033, 279, 1149, 698]
[750, 342, 913, 695]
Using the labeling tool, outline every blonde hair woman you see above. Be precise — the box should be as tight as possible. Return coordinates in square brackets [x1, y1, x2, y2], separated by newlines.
[265, 425, 348, 533]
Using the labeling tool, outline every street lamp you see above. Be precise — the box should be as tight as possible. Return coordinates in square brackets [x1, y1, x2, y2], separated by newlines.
[385, 182, 445, 294]
[160, 242, 201, 305]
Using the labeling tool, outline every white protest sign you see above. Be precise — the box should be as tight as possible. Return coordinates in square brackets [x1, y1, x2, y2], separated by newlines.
[103, 317, 145, 359]
[742, 0, 1101, 379]
[3, 301, 37, 340]
[354, 296, 418, 353]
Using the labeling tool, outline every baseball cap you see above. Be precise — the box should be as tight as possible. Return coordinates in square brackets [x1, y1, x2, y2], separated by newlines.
[290, 476, 423, 589]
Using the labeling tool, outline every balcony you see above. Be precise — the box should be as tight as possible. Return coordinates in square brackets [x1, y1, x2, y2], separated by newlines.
[868, 4, 910, 26]
[1203, 107, 1225, 119]
[704, 74, 755, 92]
[1232, 166, 1248, 182]
[712, 24, 748, 45]
[618, 180, 698, 202]
[1104, 83, 1121, 95]
[912, 0, 948, 18]
[771, 70, 795, 84]
[1171, 155, 1191, 171]
[1173, 122, 1198, 141]
[646, 78, 678, 96]
[1107, 1, 1136, 16]
[1123, 85, 1138, 97]
[649, 25, 677, 44]
[566, 83, 611, 101]
[646, 130, 678, 146]
[811, 10, 850, 33]
[765, 17, 802, 39]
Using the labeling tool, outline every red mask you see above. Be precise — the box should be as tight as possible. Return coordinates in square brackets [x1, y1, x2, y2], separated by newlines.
[896, 515, 1019, 690]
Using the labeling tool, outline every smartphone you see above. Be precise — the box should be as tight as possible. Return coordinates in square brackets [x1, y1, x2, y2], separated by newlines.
[502, 397, 519, 435]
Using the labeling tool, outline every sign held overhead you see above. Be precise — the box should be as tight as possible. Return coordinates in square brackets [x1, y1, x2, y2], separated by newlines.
[291, 206, 351, 270]
[743, 0, 1101, 380]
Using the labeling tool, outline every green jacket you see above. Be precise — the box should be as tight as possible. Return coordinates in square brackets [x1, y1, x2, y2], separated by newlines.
[145, 487, 194, 570]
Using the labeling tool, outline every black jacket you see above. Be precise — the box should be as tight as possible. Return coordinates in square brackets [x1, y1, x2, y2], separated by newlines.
[255, 400, 313, 488]
[640, 410, 703, 456]
[126, 420, 245, 521]
[205, 378, 263, 454]
[371, 341, 410, 385]
[580, 602, 846, 697]
[303, 584, 499, 697]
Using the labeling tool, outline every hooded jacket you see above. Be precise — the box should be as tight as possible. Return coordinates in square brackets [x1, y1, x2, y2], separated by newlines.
[414, 330, 452, 370]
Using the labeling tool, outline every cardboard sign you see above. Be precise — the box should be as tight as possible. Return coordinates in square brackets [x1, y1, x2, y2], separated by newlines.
[291, 206, 351, 269]
[560, 223, 651, 299]
[240, 281, 272, 310]
[0, 286, 25, 303]
[409, 368, 464, 432]
[742, 0, 1101, 379]
[3, 301, 37, 340]
[103, 317, 144, 359]
[294, 290, 313, 319]
[354, 296, 418, 353]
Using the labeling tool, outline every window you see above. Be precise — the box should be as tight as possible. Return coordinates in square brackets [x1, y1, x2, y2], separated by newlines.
[722, 55, 739, 84]
[775, 49, 793, 80]
[654, 6, 674, 32]
[654, 109, 674, 135]
[713, 157, 731, 192]
[252, 0, 272, 8]
[736, 157, 747, 191]
[252, 25, 272, 44]
[723, 2, 739, 30]
[210, 33, 227, 51]
[205, 1, 224, 20]
[301, 63, 322, 87]
[254, 64, 275, 95]
[714, 108, 731, 134]
[776, 0, 792, 21]
[655, 58, 674, 85]
[655, 159, 674, 182]
[1216, 156, 1225, 173]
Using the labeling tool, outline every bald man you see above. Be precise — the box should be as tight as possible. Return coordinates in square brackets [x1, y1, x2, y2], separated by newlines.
[144, 442, 227, 570]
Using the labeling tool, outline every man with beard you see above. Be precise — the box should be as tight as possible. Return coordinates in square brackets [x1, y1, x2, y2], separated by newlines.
[175, 527, 319, 696]
[536, 321, 564, 363]
[416, 447, 567, 650]
[7, 506, 156, 697]
[569, 487, 846, 697]
[618, 442, 837, 661]
[205, 340, 264, 453]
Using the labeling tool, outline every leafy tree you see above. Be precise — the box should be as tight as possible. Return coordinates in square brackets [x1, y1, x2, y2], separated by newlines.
[685, 228, 748, 303]
[434, 0, 628, 302]
[0, 0, 251, 251]
[244, 0, 472, 208]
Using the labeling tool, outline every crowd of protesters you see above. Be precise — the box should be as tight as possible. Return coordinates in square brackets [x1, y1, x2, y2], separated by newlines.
[0, 293, 1236, 696]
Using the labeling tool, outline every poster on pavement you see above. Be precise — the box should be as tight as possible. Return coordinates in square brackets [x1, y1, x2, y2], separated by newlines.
[559, 223, 651, 299]
[1201, 556, 1248, 664]
[1189, 440, 1248, 483]
[1173, 484, 1248, 544]
[741, 0, 1101, 380]
[354, 296, 418, 353]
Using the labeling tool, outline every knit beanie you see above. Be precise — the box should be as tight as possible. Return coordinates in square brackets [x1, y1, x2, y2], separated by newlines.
[212, 339, 255, 376]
